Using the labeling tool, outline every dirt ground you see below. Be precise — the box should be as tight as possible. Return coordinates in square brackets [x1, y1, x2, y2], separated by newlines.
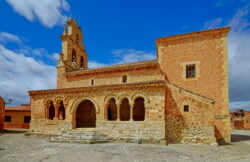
[0, 130, 250, 162]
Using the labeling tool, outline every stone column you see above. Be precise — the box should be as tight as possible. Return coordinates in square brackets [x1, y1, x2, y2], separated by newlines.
[117, 103, 120, 121]
[63, 103, 67, 120]
[130, 102, 134, 121]
[144, 102, 149, 121]
[54, 103, 59, 120]
[45, 104, 48, 119]
[104, 104, 108, 121]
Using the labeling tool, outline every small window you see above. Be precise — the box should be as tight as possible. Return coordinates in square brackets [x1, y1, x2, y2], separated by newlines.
[76, 34, 79, 44]
[24, 116, 31, 123]
[5, 116, 11, 122]
[72, 49, 76, 63]
[80, 56, 84, 68]
[122, 75, 127, 83]
[91, 79, 94, 85]
[183, 105, 189, 112]
[186, 64, 196, 78]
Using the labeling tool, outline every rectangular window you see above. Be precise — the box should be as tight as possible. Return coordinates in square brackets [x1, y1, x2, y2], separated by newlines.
[122, 75, 127, 83]
[24, 116, 31, 123]
[5, 116, 11, 122]
[186, 64, 196, 78]
[184, 105, 189, 112]
[91, 79, 94, 85]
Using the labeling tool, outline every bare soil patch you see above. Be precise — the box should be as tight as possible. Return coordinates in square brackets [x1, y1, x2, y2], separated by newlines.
[1, 130, 250, 162]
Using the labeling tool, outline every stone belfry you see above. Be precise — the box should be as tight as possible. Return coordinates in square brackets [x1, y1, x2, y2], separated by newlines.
[57, 17, 88, 88]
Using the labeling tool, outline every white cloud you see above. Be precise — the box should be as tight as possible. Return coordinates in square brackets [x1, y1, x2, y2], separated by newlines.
[5, 0, 70, 28]
[52, 53, 59, 61]
[0, 32, 22, 44]
[88, 61, 107, 68]
[111, 48, 156, 64]
[88, 48, 156, 68]
[0, 33, 56, 105]
[203, 18, 222, 29]
[204, 4, 250, 105]
[230, 101, 250, 111]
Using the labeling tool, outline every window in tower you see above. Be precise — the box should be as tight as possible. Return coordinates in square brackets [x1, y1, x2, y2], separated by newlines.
[76, 34, 79, 44]
[72, 49, 76, 64]
[80, 56, 84, 69]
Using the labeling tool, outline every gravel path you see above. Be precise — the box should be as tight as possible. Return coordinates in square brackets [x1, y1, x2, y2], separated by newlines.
[1, 130, 250, 162]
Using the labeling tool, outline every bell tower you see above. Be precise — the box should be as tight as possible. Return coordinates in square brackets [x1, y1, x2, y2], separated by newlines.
[57, 18, 88, 88]
[59, 18, 88, 70]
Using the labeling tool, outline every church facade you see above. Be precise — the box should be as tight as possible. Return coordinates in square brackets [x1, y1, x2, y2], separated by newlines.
[28, 19, 231, 145]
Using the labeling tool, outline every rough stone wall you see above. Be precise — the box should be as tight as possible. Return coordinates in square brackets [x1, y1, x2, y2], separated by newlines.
[165, 83, 217, 145]
[157, 28, 231, 143]
[29, 83, 166, 143]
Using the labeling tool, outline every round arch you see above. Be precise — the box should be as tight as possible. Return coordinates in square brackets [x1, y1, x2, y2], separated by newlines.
[70, 97, 99, 114]
[118, 94, 132, 105]
[131, 94, 149, 104]
[43, 98, 53, 105]
[54, 97, 64, 104]
[104, 94, 118, 104]
[72, 98, 97, 128]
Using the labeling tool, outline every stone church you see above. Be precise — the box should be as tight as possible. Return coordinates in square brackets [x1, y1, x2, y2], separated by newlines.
[28, 18, 231, 145]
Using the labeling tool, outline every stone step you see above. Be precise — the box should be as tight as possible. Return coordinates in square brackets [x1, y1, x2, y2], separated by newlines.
[49, 129, 109, 144]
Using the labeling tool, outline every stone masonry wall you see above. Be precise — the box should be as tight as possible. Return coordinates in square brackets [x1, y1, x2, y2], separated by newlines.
[165, 83, 217, 145]
[29, 83, 166, 144]
[58, 67, 164, 89]
[157, 28, 231, 143]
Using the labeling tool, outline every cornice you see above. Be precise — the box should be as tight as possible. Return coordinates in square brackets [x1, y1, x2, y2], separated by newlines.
[156, 27, 231, 46]
[28, 80, 166, 96]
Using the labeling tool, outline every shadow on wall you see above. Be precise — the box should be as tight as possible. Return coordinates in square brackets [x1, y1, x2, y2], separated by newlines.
[215, 126, 227, 144]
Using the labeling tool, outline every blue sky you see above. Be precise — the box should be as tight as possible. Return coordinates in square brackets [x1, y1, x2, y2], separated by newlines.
[0, 0, 250, 110]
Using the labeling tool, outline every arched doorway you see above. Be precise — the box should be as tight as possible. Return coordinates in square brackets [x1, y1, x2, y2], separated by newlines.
[48, 102, 55, 120]
[58, 101, 65, 120]
[120, 98, 130, 121]
[133, 97, 145, 121]
[107, 98, 117, 121]
[75, 100, 96, 128]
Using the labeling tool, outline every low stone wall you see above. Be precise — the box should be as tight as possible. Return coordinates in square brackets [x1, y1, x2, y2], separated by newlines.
[97, 121, 167, 145]
[29, 119, 72, 135]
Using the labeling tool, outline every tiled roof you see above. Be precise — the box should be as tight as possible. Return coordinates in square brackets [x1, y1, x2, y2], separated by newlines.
[5, 106, 31, 111]
[67, 59, 158, 74]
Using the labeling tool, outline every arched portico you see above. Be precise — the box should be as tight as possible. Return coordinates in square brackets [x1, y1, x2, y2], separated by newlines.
[71, 98, 98, 128]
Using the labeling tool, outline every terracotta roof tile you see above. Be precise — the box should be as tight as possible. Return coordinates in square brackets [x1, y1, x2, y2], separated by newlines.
[5, 106, 31, 111]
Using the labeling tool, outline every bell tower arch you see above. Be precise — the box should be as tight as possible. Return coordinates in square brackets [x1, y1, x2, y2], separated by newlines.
[59, 18, 88, 70]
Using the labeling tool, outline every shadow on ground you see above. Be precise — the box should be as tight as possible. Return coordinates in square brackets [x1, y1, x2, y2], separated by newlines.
[231, 133, 250, 142]
[0, 129, 27, 135]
